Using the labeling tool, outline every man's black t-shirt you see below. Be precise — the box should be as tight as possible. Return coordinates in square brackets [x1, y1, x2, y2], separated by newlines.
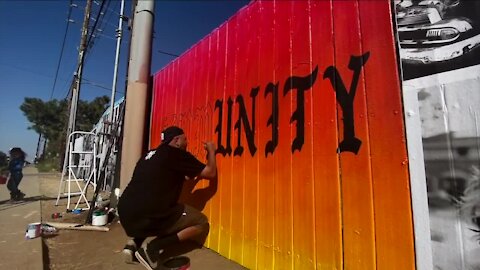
[118, 144, 205, 236]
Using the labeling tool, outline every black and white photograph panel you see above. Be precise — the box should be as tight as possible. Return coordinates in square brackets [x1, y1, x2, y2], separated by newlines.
[394, 0, 480, 80]
[406, 65, 480, 269]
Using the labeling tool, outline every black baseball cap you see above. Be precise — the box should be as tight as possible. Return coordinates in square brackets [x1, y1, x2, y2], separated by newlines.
[161, 126, 184, 145]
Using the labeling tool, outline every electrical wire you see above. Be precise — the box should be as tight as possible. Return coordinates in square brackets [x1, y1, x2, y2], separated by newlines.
[158, 50, 180, 58]
[62, 0, 109, 99]
[84, 0, 114, 63]
[0, 62, 69, 82]
[85, 0, 107, 51]
[91, 32, 119, 41]
[94, 0, 119, 16]
[83, 77, 125, 94]
[91, 15, 118, 30]
[49, 0, 74, 100]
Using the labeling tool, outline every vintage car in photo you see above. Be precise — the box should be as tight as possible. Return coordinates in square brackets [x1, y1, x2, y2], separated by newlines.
[396, 0, 480, 64]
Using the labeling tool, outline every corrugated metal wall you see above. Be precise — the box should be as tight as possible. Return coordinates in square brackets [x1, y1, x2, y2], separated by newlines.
[150, 1, 415, 269]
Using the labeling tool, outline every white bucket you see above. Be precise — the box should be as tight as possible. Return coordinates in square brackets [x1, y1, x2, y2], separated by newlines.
[92, 212, 107, 226]
[26, 222, 41, 239]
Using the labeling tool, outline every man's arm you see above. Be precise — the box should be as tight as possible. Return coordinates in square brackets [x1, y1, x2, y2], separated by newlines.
[198, 142, 217, 179]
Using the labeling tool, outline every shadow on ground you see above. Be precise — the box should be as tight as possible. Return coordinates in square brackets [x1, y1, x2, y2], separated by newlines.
[157, 241, 202, 267]
[0, 195, 58, 211]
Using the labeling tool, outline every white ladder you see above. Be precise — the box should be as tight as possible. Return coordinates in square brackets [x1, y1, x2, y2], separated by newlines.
[55, 131, 97, 210]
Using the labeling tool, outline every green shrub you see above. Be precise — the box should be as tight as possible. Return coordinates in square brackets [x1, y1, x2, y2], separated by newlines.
[36, 157, 61, 173]
[0, 166, 8, 177]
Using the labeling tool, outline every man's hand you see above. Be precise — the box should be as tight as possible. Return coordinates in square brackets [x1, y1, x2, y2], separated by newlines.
[199, 141, 217, 179]
[203, 141, 216, 153]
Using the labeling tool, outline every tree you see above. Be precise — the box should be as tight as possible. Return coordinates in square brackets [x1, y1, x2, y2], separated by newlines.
[77, 95, 110, 131]
[20, 98, 68, 144]
[20, 96, 110, 158]
[0, 151, 7, 168]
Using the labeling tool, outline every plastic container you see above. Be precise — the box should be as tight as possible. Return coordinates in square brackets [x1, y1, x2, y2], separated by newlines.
[0, 175, 7, 185]
[26, 222, 42, 239]
[92, 209, 107, 226]
[51, 212, 62, 219]
[162, 256, 190, 270]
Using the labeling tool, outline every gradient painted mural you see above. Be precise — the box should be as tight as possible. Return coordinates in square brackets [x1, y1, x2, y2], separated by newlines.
[150, 1, 415, 269]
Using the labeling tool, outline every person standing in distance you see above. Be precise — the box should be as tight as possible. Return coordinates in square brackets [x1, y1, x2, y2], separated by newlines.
[117, 126, 217, 270]
[7, 147, 27, 201]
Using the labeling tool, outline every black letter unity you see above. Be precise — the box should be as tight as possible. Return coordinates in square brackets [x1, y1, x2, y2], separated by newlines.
[214, 53, 370, 157]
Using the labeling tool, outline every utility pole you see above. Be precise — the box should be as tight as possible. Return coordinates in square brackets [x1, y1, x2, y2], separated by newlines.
[108, 0, 126, 125]
[35, 134, 43, 161]
[119, 0, 155, 190]
[61, 0, 92, 173]
[96, 0, 125, 193]
[67, 0, 92, 136]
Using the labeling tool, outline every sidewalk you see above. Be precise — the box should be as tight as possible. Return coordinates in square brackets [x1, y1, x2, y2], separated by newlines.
[5, 169, 247, 270]
[0, 166, 43, 269]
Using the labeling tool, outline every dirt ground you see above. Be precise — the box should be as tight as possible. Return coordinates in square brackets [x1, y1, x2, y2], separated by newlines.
[38, 173, 142, 270]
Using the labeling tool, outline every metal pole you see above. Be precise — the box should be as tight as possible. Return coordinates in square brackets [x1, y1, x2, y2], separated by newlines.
[35, 133, 42, 160]
[119, 0, 154, 190]
[60, 0, 92, 178]
[68, 0, 92, 136]
[109, 0, 125, 125]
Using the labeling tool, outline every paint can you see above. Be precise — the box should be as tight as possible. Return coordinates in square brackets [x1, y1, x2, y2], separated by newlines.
[26, 222, 41, 239]
[0, 175, 7, 185]
[51, 212, 62, 219]
[92, 209, 107, 226]
[162, 256, 190, 270]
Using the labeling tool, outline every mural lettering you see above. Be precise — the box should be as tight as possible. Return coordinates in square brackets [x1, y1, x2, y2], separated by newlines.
[234, 87, 260, 156]
[324, 52, 369, 154]
[215, 98, 233, 156]
[212, 53, 370, 157]
[265, 82, 279, 157]
[284, 66, 319, 153]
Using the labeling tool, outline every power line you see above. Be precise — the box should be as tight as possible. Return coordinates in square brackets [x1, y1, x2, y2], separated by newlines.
[92, 14, 118, 30]
[61, 0, 107, 99]
[91, 32, 127, 41]
[0, 62, 61, 80]
[94, 0, 118, 17]
[61, 0, 129, 100]
[83, 77, 125, 94]
[158, 50, 180, 58]
[84, 0, 114, 64]
[90, 1, 119, 46]
[85, 0, 107, 50]
[49, 0, 75, 100]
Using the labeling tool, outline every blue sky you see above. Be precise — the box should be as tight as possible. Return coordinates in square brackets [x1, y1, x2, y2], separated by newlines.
[0, 0, 248, 160]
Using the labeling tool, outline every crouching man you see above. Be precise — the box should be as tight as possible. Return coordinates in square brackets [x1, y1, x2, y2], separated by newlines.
[117, 126, 217, 270]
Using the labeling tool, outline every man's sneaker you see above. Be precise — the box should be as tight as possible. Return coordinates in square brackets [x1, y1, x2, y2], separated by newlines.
[135, 245, 163, 270]
[122, 244, 138, 264]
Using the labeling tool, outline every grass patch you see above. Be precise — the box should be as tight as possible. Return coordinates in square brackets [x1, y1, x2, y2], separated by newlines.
[0, 166, 7, 173]
[36, 158, 61, 173]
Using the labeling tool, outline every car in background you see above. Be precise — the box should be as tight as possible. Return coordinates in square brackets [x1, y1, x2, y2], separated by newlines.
[396, 0, 480, 64]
